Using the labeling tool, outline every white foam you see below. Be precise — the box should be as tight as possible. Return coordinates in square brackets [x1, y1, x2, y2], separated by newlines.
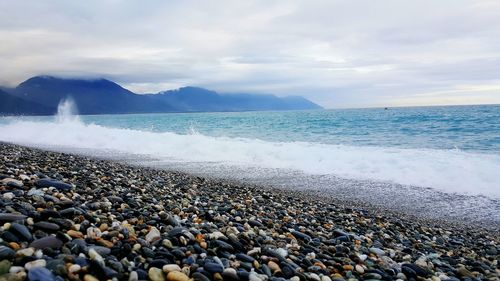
[1, 105, 499, 198]
[55, 98, 80, 123]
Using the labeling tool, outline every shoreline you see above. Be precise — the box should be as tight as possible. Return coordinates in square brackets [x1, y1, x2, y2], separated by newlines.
[7, 143, 498, 233]
[0, 142, 498, 280]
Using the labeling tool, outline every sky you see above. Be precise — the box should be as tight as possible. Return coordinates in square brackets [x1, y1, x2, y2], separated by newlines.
[1, 0, 500, 108]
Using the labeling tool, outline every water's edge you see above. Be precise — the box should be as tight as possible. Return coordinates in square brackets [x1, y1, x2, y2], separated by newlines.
[6, 142, 498, 232]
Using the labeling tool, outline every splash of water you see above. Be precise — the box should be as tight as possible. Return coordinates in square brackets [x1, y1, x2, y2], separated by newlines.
[55, 99, 80, 123]
[0, 106, 499, 198]
[188, 124, 200, 135]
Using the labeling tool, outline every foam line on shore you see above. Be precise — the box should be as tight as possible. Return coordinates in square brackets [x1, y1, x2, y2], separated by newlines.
[1, 114, 499, 198]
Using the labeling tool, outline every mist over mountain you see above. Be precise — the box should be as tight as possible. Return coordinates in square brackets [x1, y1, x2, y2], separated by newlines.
[10, 76, 175, 115]
[0, 76, 322, 115]
[146, 86, 322, 112]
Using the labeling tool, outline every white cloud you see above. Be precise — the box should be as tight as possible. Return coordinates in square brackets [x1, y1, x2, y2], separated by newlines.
[1, 0, 500, 107]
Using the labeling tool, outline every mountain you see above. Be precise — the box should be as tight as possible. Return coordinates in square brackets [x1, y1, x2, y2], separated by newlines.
[11, 76, 174, 114]
[1, 76, 322, 115]
[147, 86, 322, 112]
[0, 89, 55, 116]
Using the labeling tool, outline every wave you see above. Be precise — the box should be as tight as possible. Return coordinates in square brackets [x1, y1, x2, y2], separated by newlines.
[0, 103, 499, 198]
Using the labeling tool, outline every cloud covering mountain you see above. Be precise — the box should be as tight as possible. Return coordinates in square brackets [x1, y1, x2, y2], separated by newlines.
[1, 1, 500, 107]
[0, 76, 321, 115]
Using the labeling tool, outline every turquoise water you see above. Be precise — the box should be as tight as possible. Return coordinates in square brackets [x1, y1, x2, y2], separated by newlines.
[1, 103, 499, 199]
[3, 104, 499, 152]
[75, 104, 500, 152]
[1, 103, 499, 225]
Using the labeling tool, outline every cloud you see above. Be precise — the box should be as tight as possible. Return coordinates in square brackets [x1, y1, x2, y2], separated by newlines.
[1, 0, 499, 108]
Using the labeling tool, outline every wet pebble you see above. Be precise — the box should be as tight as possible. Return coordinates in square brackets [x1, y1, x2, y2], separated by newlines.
[30, 236, 63, 249]
[27, 267, 57, 281]
[0, 143, 496, 281]
[0, 213, 27, 222]
[35, 178, 73, 190]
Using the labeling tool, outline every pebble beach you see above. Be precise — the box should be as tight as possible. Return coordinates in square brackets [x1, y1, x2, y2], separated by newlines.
[0, 142, 498, 281]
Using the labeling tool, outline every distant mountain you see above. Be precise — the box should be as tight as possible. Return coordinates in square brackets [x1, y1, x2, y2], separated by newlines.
[0, 86, 13, 93]
[0, 76, 322, 115]
[0, 89, 55, 116]
[11, 76, 173, 114]
[147, 86, 322, 112]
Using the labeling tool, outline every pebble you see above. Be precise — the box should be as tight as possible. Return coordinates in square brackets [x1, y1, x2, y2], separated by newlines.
[129, 271, 139, 281]
[0, 246, 16, 259]
[0, 260, 11, 275]
[68, 264, 81, 274]
[149, 267, 165, 281]
[86, 227, 102, 239]
[3, 192, 15, 200]
[30, 236, 63, 249]
[0, 143, 496, 281]
[364, 272, 382, 279]
[27, 267, 57, 281]
[167, 271, 190, 281]
[369, 247, 386, 256]
[9, 266, 24, 274]
[204, 262, 224, 273]
[83, 274, 100, 281]
[163, 264, 182, 273]
[88, 248, 104, 266]
[24, 259, 46, 270]
[67, 229, 84, 238]
[33, 221, 60, 231]
[16, 247, 34, 257]
[355, 264, 364, 274]
[146, 226, 161, 243]
[10, 223, 33, 241]
[321, 276, 332, 281]
[0, 213, 27, 222]
[35, 178, 73, 190]
[1, 178, 23, 188]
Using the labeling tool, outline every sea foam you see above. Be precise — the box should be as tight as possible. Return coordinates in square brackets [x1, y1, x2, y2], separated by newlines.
[0, 101, 499, 198]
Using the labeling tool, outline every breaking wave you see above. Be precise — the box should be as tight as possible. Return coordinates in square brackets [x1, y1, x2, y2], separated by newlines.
[0, 102, 499, 198]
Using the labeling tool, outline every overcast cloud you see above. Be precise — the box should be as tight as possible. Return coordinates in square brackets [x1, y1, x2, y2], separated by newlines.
[1, 0, 500, 108]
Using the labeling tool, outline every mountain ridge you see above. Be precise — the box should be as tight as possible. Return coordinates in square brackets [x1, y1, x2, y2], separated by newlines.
[0, 89, 56, 116]
[1, 76, 322, 115]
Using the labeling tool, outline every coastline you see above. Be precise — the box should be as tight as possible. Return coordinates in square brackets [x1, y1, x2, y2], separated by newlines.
[6, 143, 498, 233]
[0, 142, 498, 280]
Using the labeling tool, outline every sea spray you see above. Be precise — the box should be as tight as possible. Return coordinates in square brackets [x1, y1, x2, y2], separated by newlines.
[0, 106, 499, 198]
[0, 118, 499, 197]
[55, 98, 80, 123]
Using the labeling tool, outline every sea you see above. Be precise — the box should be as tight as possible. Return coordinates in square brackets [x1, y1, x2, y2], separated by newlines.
[1, 101, 499, 228]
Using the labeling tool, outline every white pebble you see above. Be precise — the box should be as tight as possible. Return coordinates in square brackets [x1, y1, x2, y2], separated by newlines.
[87, 227, 102, 239]
[9, 266, 25, 273]
[68, 264, 81, 274]
[162, 264, 181, 273]
[89, 248, 104, 266]
[3, 192, 15, 200]
[276, 248, 288, 258]
[209, 231, 226, 239]
[321, 275, 332, 281]
[308, 273, 321, 281]
[34, 249, 43, 259]
[355, 264, 365, 274]
[16, 248, 35, 257]
[129, 271, 139, 281]
[305, 252, 316, 260]
[145, 227, 161, 243]
[24, 259, 46, 270]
